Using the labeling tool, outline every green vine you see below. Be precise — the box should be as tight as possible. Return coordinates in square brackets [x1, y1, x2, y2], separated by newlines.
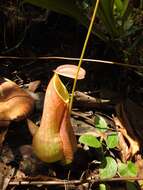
[69, 0, 100, 112]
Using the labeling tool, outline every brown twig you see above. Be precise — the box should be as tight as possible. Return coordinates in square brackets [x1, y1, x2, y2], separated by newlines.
[0, 56, 143, 69]
[73, 91, 113, 110]
[8, 176, 143, 186]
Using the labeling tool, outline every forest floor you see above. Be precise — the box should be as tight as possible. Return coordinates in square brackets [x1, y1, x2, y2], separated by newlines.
[0, 7, 143, 190]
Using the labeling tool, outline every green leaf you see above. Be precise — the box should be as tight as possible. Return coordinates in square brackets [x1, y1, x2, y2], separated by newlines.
[99, 156, 117, 179]
[99, 184, 106, 190]
[106, 132, 119, 149]
[114, 0, 129, 16]
[118, 161, 138, 177]
[98, 0, 117, 37]
[23, 0, 88, 27]
[94, 115, 109, 132]
[23, 0, 107, 41]
[121, 0, 129, 17]
[126, 182, 138, 190]
[79, 134, 102, 148]
[114, 0, 123, 10]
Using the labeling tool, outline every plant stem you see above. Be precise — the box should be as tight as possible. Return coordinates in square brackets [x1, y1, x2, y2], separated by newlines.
[69, 0, 100, 112]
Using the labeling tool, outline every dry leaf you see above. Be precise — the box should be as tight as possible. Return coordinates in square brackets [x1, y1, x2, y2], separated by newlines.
[54, 64, 86, 79]
[0, 78, 35, 146]
[0, 162, 15, 190]
[135, 154, 143, 177]
[118, 131, 131, 162]
[116, 102, 137, 141]
[135, 154, 143, 188]
[28, 80, 41, 92]
[0, 78, 34, 122]
[113, 115, 139, 160]
[0, 129, 8, 147]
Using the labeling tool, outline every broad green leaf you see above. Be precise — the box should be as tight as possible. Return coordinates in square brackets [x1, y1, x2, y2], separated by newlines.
[118, 161, 138, 177]
[114, 0, 129, 17]
[114, 0, 123, 11]
[23, 0, 89, 27]
[99, 156, 117, 179]
[121, 0, 129, 17]
[106, 132, 118, 149]
[23, 0, 107, 41]
[79, 134, 102, 148]
[94, 115, 109, 132]
[100, 0, 114, 24]
[98, 0, 117, 36]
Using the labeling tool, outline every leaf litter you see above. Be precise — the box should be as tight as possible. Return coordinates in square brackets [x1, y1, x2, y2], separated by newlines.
[0, 4, 143, 189]
[0, 59, 143, 190]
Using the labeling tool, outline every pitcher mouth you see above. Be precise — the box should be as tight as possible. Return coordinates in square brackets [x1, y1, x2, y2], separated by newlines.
[53, 73, 69, 104]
